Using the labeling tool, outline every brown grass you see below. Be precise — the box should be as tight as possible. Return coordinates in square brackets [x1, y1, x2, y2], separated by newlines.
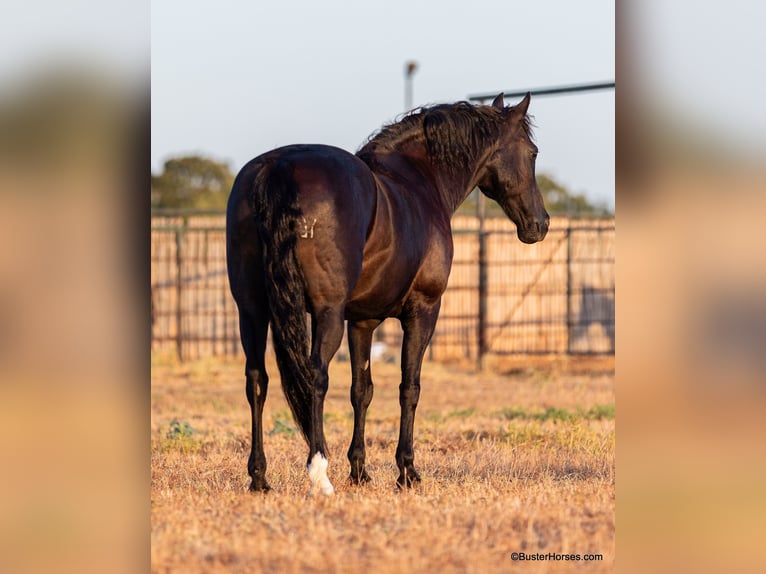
[151, 354, 614, 573]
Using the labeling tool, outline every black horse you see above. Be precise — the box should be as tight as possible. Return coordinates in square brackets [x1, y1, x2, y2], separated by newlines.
[226, 93, 549, 494]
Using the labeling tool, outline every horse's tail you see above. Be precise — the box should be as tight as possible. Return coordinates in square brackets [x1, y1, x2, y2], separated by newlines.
[251, 159, 313, 444]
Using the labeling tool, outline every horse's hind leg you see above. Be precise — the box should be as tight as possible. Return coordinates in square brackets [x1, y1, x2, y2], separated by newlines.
[347, 319, 381, 484]
[239, 308, 271, 492]
[306, 307, 345, 495]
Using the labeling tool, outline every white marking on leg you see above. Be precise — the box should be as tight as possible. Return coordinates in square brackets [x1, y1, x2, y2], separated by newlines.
[307, 452, 334, 496]
[363, 359, 369, 371]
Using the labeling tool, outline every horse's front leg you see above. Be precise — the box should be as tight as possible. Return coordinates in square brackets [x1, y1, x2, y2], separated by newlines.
[347, 319, 381, 484]
[396, 296, 441, 488]
[306, 308, 345, 495]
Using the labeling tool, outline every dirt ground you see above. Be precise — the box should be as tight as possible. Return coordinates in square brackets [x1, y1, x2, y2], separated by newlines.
[151, 354, 614, 573]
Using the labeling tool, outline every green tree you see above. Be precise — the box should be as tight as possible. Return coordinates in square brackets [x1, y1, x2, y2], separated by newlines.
[151, 155, 234, 209]
[536, 173, 610, 217]
[456, 172, 611, 217]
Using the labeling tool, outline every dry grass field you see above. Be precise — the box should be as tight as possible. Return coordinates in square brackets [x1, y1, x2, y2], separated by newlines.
[151, 354, 614, 573]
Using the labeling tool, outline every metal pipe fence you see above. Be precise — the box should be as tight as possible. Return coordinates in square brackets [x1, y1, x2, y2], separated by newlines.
[151, 214, 614, 364]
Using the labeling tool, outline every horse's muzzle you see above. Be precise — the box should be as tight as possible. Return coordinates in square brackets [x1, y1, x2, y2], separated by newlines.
[518, 215, 550, 244]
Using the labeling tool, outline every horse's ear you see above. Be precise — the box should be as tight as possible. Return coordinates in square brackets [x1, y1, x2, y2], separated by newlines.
[512, 91, 531, 117]
[491, 92, 505, 110]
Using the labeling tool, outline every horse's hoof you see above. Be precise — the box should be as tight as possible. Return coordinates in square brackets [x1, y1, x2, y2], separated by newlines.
[249, 478, 272, 493]
[396, 468, 421, 489]
[349, 468, 372, 485]
[308, 452, 335, 496]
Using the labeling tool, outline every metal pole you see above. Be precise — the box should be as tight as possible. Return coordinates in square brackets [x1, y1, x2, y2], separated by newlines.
[468, 80, 615, 103]
[175, 224, 184, 363]
[477, 191, 487, 369]
[404, 61, 418, 111]
[566, 222, 573, 354]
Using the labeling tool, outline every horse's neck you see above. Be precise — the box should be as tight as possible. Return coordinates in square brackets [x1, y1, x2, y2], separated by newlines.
[432, 171, 476, 214]
[430, 155, 493, 215]
[392, 143, 480, 215]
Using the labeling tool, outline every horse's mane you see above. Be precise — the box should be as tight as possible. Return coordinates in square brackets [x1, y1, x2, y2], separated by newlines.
[356, 101, 534, 172]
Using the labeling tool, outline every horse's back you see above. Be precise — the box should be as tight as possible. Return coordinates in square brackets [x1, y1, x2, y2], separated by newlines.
[227, 144, 378, 310]
[228, 144, 373, 216]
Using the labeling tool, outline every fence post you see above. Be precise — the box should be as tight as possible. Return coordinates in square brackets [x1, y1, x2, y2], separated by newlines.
[477, 192, 487, 370]
[566, 222, 573, 354]
[477, 229, 488, 369]
[174, 220, 186, 362]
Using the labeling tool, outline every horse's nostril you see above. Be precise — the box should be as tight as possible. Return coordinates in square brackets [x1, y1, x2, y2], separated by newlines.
[534, 216, 549, 237]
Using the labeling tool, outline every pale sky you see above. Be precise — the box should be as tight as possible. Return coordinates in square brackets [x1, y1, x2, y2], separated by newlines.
[151, 0, 615, 210]
[5, 2, 764, 212]
[636, 0, 766, 156]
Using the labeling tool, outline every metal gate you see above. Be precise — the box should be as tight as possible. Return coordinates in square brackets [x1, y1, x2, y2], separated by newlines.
[151, 213, 614, 363]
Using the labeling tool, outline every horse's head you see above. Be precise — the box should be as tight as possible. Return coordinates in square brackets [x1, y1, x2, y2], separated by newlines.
[477, 92, 549, 244]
